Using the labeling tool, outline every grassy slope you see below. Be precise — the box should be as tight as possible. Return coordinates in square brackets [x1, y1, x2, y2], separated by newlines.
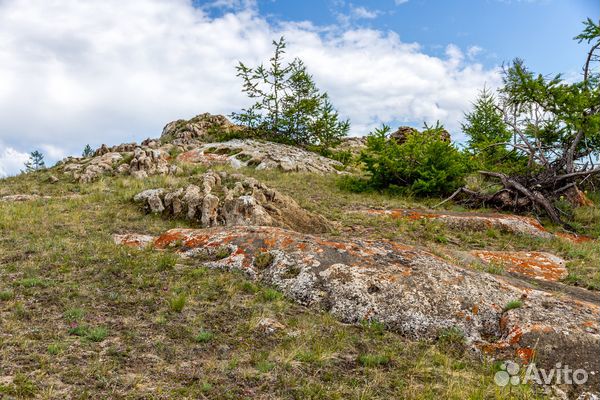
[1, 166, 596, 399]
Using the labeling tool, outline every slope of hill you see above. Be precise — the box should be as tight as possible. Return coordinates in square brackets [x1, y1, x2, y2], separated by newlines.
[0, 114, 598, 399]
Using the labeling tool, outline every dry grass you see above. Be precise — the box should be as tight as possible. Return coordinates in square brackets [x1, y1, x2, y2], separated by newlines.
[0, 167, 591, 398]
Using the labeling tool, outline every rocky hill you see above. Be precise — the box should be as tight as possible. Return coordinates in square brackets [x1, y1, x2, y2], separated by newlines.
[0, 113, 598, 399]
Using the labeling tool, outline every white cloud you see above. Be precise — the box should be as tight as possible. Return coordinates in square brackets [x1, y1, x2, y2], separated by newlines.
[0, 145, 29, 177]
[350, 5, 380, 19]
[467, 45, 483, 59]
[395, 0, 409, 4]
[0, 0, 500, 176]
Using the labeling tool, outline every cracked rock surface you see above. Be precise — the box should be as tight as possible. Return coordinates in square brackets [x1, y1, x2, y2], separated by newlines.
[114, 225, 599, 395]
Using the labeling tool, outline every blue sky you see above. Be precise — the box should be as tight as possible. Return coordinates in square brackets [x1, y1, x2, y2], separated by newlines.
[252, 0, 597, 76]
[0, 0, 597, 175]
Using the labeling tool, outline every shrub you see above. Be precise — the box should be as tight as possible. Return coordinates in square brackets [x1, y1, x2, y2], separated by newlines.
[232, 37, 349, 150]
[503, 300, 523, 312]
[359, 123, 471, 196]
[169, 292, 187, 313]
[194, 329, 215, 343]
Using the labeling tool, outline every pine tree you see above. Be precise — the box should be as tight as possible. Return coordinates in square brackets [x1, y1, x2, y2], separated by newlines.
[232, 37, 349, 149]
[24, 150, 46, 172]
[461, 87, 522, 172]
[82, 144, 93, 158]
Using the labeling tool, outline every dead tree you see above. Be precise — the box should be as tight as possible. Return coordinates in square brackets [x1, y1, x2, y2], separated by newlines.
[440, 19, 600, 228]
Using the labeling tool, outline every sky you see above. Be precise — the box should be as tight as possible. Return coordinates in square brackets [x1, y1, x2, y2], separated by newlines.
[0, 0, 597, 176]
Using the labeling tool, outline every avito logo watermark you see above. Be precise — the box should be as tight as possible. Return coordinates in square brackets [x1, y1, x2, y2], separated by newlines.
[494, 361, 589, 386]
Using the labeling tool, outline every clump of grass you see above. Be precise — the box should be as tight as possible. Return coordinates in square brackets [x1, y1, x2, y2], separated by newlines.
[64, 307, 85, 322]
[156, 253, 178, 271]
[437, 326, 466, 355]
[259, 288, 282, 302]
[0, 290, 14, 301]
[68, 325, 108, 342]
[194, 329, 214, 343]
[360, 319, 385, 336]
[357, 354, 391, 367]
[169, 292, 188, 313]
[16, 277, 49, 288]
[253, 251, 274, 270]
[255, 360, 275, 373]
[214, 246, 231, 260]
[47, 343, 63, 355]
[503, 300, 523, 312]
[87, 327, 108, 342]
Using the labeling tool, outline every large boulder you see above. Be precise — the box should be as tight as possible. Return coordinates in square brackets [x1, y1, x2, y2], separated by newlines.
[116, 225, 599, 397]
[133, 171, 332, 233]
[390, 126, 451, 144]
[177, 139, 343, 174]
[160, 113, 241, 145]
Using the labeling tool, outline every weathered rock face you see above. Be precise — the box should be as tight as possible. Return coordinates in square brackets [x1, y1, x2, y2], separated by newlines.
[337, 136, 367, 156]
[390, 126, 451, 144]
[60, 146, 180, 183]
[472, 251, 568, 282]
[93, 143, 138, 157]
[177, 139, 343, 174]
[133, 171, 332, 233]
[115, 226, 599, 395]
[361, 208, 597, 243]
[160, 113, 240, 146]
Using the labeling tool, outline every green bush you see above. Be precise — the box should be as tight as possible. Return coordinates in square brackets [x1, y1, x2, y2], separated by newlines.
[232, 37, 349, 150]
[359, 123, 471, 196]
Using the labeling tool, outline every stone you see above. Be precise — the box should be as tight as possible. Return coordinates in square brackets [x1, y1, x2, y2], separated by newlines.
[117, 225, 600, 396]
[160, 113, 241, 146]
[113, 233, 155, 248]
[256, 318, 286, 334]
[361, 208, 597, 243]
[390, 126, 451, 144]
[177, 139, 343, 175]
[133, 189, 165, 213]
[0, 194, 47, 202]
[133, 171, 332, 233]
[471, 251, 568, 282]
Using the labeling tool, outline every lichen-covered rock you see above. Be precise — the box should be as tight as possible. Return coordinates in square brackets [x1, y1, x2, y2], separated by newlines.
[129, 147, 179, 178]
[362, 208, 597, 243]
[160, 113, 240, 145]
[60, 145, 180, 183]
[133, 171, 332, 233]
[472, 251, 568, 282]
[93, 143, 137, 157]
[115, 225, 599, 396]
[177, 139, 343, 174]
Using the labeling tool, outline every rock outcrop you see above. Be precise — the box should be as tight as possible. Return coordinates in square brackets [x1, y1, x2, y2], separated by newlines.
[390, 126, 451, 144]
[133, 171, 332, 233]
[472, 250, 568, 282]
[59, 146, 180, 183]
[177, 139, 343, 174]
[362, 208, 598, 243]
[160, 113, 241, 146]
[115, 225, 599, 395]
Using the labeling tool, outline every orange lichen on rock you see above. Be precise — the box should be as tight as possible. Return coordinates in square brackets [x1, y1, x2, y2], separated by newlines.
[112, 233, 155, 248]
[471, 250, 568, 282]
[516, 347, 536, 364]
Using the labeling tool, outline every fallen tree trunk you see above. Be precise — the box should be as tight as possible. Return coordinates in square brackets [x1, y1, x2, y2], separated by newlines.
[435, 168, 600, 230]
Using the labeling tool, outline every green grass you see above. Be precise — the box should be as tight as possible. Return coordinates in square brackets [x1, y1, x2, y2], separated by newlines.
[503, 300, 523, 312]
[194, 329, 214, 343]
[0, 167, 584, 398]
